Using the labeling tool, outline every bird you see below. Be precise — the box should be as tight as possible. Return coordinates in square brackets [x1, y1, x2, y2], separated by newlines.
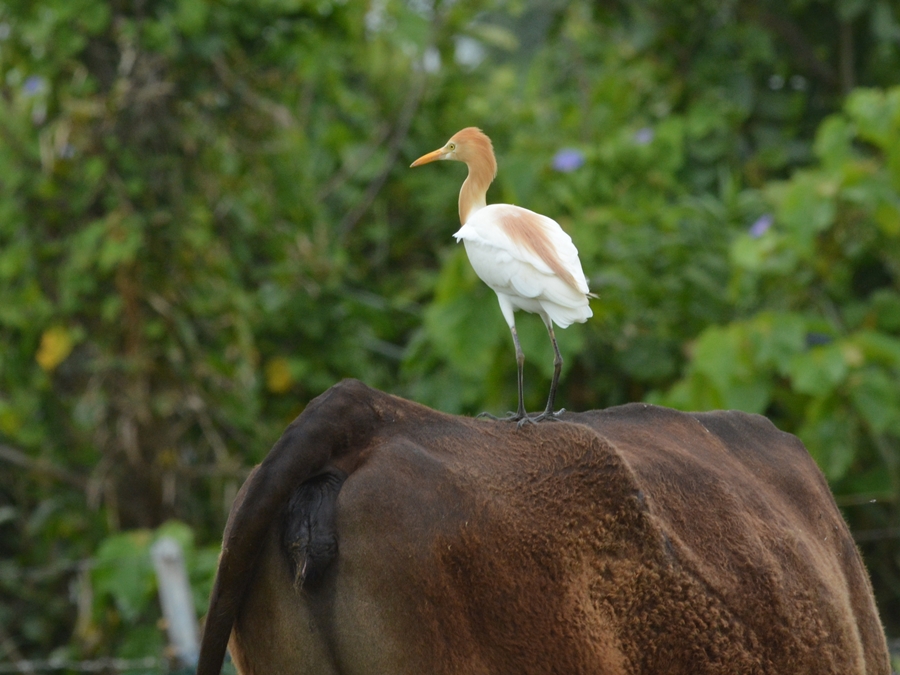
[411, 127, 594, 425]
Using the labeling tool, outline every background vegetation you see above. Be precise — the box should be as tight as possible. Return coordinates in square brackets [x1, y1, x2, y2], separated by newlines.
[1, 0, 899, 669]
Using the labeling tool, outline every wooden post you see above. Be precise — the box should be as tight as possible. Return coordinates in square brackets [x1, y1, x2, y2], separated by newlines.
[151, 537, 200, 668]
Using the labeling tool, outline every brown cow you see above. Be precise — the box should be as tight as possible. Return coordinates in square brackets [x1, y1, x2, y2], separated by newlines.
[197, 379, 889, 675]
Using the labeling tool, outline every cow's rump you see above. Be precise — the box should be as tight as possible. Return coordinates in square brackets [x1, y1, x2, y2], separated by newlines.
[198, 380, 890, 675]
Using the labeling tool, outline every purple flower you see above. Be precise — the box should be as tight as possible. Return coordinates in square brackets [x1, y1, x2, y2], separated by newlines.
[552, 148, 584, 173]
[23, 75, 45, 96]
[633, 127, 654, 145]
[749, 214, 773, 238]
[805, 332, 832, 347]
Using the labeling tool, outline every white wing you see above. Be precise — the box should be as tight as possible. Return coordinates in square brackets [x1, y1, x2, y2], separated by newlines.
[453, 204, 593, 327]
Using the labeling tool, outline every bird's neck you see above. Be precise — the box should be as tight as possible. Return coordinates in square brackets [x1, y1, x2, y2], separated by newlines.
[458, 159, 495, 224]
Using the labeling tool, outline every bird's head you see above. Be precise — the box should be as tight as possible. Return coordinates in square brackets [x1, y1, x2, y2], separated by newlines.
[410, 127, 497, 177]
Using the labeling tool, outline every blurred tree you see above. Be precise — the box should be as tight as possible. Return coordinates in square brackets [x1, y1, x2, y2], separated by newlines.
[0, 0, 437, 661]
[0, 0, 898, 663]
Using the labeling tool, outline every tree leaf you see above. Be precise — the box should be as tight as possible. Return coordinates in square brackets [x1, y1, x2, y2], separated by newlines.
[35, 326, 74, 372]
[92, 531, 155, 623]
[788, 343, 848, 395]
[850, 368, 900, 434]
[798, 402, 857, 481]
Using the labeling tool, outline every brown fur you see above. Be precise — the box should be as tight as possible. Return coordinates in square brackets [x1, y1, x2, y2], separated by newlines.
[197, 380, 890, 675]
[499, 209, 581, 291]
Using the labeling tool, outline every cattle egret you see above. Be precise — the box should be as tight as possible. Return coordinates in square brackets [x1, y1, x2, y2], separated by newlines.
[411, 127, 594, 424]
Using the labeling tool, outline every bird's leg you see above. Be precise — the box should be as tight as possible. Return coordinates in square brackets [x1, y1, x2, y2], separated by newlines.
[512, 325, 527, 420]
[530, 322, 565, 423]
[477, 325, 527, 422]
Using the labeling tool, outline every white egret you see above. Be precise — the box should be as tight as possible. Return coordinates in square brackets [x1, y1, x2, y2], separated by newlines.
[411, 127, 594, 424]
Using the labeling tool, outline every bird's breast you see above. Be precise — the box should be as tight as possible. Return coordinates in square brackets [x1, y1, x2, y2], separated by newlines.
[460, 238, 516, 291]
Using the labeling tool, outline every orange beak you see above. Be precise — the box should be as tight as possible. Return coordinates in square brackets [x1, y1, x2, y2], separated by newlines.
[410, 147, 446, 168]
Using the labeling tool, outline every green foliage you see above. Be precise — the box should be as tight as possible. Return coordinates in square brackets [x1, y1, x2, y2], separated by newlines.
[1, 0, 899, 662]
[86, 521, 218, 662]
[655, 86, 900, 483]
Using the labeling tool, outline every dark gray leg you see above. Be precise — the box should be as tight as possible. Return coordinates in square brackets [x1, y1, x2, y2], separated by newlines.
[477, 325, 527, 422]
[512, 325, 527, 420]
[531, 321, 564, 423]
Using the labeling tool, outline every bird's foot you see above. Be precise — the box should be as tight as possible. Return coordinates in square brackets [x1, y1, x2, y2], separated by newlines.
[477, 409, 565, 427]
[476, 410, 527, 422]
[516, 408, 566, 428]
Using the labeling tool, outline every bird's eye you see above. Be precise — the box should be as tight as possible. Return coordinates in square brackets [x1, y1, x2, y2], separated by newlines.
[447, 142, 456, 151]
